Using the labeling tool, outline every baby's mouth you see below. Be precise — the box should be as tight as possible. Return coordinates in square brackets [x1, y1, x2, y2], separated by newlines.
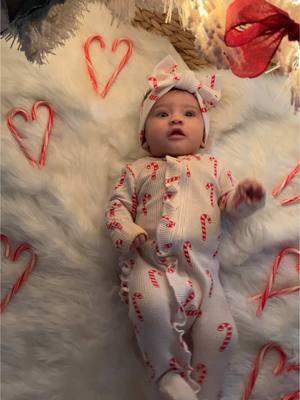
[168, 128, 185, 137]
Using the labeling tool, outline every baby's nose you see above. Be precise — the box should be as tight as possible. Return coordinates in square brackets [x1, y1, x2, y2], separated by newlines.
[169, 117, 183, 125]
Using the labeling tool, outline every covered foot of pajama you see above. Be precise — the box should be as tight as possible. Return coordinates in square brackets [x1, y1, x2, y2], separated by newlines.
[158, 372, 198, 400]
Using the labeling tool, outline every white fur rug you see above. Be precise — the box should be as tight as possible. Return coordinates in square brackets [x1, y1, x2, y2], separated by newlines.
[1, 4, 299, 400]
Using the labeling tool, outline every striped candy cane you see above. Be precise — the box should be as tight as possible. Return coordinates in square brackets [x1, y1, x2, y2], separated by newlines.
[162, 215, 176, 228]
[183, 241, 192, 265]
[163, 191, 173, 201]
[206, 183, 214, 207]
[142, 193, 152, 215]
[109, 200, 122, 217]
[217, 322, 233, 352]
[272, 163, 300, 206]
[114, 170, 127, 190]
[1, 243, 38, 313]
[148, 269, 163, 288]
[182, 291, 195, 309]
[281, 390, 300, 400]
[200, 214, 212, 241]
[249, 247, 300, 316]
[167, 265, 176, 273]
[205, 269, 214, 297]
[195, 363, 207, 384]
[165, 176, 180, 185]
[186, 165, 191, 178]
[146, 162, 159, 179]
[131, 193, 138, 218]
[106, 221, 123, 231]
[115, 239, 123, 249]
[132, 292, 144, 322]
[126, 164, 135, 178]
[210, 74, 216, 89]
[241, 343, 287, 400]
[209, 156, 218, 177]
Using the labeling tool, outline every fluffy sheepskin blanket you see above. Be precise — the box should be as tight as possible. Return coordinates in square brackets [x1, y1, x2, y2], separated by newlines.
[1, 4, 299, 400]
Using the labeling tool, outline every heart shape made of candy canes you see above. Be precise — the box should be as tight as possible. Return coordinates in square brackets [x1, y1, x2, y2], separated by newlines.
[7, 101, 54, 168]
[83, 35, 133, 98]
[0, 234, 38, 313]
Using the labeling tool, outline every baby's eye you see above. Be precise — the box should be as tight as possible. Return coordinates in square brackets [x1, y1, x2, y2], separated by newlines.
[185, 111, 196, 117]
[157, 111, 169, 118]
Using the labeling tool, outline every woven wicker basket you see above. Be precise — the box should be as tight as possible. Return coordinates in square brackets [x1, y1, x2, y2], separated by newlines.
[132, 8, 208, 70]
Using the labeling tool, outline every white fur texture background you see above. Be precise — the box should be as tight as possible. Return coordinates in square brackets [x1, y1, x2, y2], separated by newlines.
[1, 4, 299, 400]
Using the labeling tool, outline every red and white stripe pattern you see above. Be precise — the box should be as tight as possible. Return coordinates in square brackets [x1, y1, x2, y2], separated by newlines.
[183, 241, 192, 266]
[132, 292, 144, 321]
[241, 343, 287, 400]
[115, 239, 123, 249]
[131, 193, 138, 218]
[165, 176, 180, 185]
[162, 215, 176, 228]
[210, 74, 216, 89]
[206, 183, 215, 207]
[114, 170, 127, 190]
[108, 200, 122, 217]
[205, 269, 214, 297]
[227, 170, 235, 187]
[148, 269, 163, 288]
[185, 309, 202, 317]
[195, 363, 207, 384]
[167, 265, 176, 273]
[186, 165, 191, 178]
[126, 164, 135, 178]
[209, 156, 218, 177]
[200, 214, 212, 241]
[217, 322, 233, 352]
[250, 247, 300, 316]
[106, 221, 123, 231]
[182, 283, 195, 309]
[163, 191, 173, 201]
[142, 193, 152, 215]
[149, 94, 160, 101]
[146, 161, 159, 179]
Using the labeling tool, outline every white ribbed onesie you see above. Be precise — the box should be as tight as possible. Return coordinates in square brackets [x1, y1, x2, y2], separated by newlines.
[106, 153, 243, 399]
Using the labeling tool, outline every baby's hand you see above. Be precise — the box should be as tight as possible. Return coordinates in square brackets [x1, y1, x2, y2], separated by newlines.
[232, 179, 266, 209]
[131, 233, 147, 250]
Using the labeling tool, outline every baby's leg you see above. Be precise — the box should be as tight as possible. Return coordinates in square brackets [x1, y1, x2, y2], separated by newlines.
[190, 278, 238, 400]
[127, 258, 197, 400]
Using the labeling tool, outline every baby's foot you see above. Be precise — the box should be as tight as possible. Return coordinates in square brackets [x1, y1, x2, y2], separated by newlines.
[158, 371, 198, 400]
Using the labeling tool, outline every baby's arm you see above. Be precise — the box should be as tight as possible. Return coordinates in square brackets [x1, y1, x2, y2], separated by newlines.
[219, 178, 266, 218]
[105, 165, 148, 252]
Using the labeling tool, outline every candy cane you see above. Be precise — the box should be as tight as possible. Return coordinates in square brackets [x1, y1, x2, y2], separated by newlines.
[132, 292, 144, 321]
[165, 176, 180, 185]
[209, 156, 218, 177]
[142, 193, 152, 215]
[280, 195, 300, 206]
[200, 214, 212, 241]
[186, 165, 191, 178]
[108, 201, 122, 217]
[205, 269, 214, 297]
[146, 162, 159, 179]
[210, 74, 216, 89]
[272, 163, 300, 198]
[106, 221, 123, 231]
[183, 241, 192, 266]
[281, 391, 300, 400]
[167, 265, 175, 273]
[217, 322, 233, 352]
[131, 193, 138, 218]
[115, 239, 123, 249]
[114, 170, 127, 190]
[1, 244, 37, 313]
[182, 290, 195, 309]
[186, 309, 202, 317]
[148, 269, 162, 288]
[162, 215, 176, 228]
[126, 164, 135, 178]
[241, 343, 287, 400]
[149, 94, 160, 101]
[250, 247, 300, 316]
[195, 363, 207, 384]
[163, 191, 173, 201]
[1, 234, 11, 258]
[206, 183, 214, 207]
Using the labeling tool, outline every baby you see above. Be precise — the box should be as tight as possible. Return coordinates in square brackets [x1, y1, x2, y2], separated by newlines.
[105, 56, 266, 400]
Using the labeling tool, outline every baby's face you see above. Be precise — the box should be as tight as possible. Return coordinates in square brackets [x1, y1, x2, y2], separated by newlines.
[144, 90, 205, 157]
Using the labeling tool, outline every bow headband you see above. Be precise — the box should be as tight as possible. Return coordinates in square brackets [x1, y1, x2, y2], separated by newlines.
[139, 55, 221, 149]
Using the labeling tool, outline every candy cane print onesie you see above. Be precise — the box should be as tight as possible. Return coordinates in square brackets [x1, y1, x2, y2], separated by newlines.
[106, 154, 245, 399]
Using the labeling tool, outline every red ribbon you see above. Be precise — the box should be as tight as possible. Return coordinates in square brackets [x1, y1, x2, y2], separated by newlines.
[224, 0, 300, 78]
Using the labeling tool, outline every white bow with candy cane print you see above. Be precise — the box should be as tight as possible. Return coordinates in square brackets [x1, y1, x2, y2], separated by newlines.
[139, 55, 221, 149]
